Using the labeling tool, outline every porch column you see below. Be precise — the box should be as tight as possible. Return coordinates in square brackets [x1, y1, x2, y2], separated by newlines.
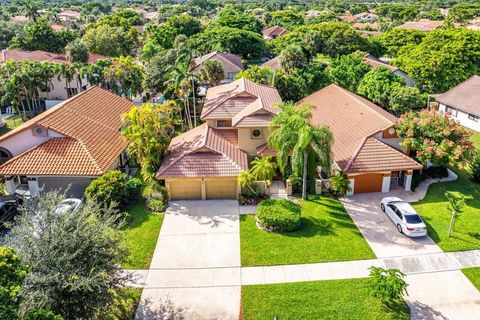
[346, 178, 354, 196]
[381, 173, 391, 193]
[4, 176, 15, 195]
[27, 177, 40, 197]
[201, 179, 206, 200]
[405, 170, 413, 192]
[165, 180, 171, 200]
[286, 179, 292, 196]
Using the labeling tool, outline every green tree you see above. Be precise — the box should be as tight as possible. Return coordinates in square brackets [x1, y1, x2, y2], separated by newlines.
[0, 247, 29, 319]
[210, 6, 262, 33]
[269, 102, 333, 199]
[85, 170, 136, 207]
[388, 86, 426, 114]
[98, 9, 144, 28]
[65, 39, 88, 63]
[121, 102, 179, 184]
[279, 45, 307, 74]
[329, 171, 351, 197]
[357, 67, 405, 107]
[21, 0, 41, 22]
[376, 26, 424, 57]
[327, 53, 371, 92]
[24, 309, 63, 320]
[368, 267, 408, 306]
[104, 56, 144, 99]
[238, 171, 258, 197]
[250, 156, 277, 191]
[0, 20, 22, 50]
[268, 10, 304, 29]
[396, 109, 476, 168]
[198, 59, 224, 86]
[445, 191, 465, 237]
[165, 14, 203, 37]
[10, 19, 70, 53]
[6, 192, 130, 319]
[82, 24, 136, 57]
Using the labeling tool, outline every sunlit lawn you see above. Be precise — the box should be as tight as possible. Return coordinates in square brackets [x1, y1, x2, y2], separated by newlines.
[0, 115, 25, 136]
[412, 170, 480, 252]
[240, 195, 375, 266]
[470, 130, 480, 149]
[242, 279, 410, 320]
[462, 267, 480, 291]
[121, 201, 164, 269]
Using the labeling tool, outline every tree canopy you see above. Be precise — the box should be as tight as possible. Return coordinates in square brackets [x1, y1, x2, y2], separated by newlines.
[357, 66, 406, 108]
[82, 24, 137, 57]
[327, 53, 371, 92]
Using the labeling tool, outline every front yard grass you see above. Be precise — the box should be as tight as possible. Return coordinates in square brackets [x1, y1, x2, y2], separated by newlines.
[240, 195, 375, 266]
[462, 267, 480, 291]
[121, 201, 164, 269]
[470, 130, 480, 149]
[412, 170, 480, 252]
[0, 115, 25, 136]
[242, 279, 410, 320]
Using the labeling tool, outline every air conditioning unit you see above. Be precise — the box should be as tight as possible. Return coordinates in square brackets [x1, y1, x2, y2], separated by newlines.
[32, 125, 48, 137]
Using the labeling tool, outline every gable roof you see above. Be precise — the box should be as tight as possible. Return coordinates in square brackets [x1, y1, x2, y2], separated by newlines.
[435, 76, 480, 117]
[262, 26, 289, 39]
[193, 51, 244, 71]
[397, 19, 443, 32]
[0, 87, 133, 176]
[299, 84, 400, 170]
[0, 49, 107, 64]
[363, 54, 399, 72]
[200, 78, 282, 122]
[156, 124, 248, 179]
[261, 56, 281, 71]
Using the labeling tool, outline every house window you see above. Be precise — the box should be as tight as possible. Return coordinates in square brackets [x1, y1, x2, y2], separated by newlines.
[446, 106, 458, 117]
[251, 128, 263, 139]
[67, 87, 78, 98]
[468, 114, 479, 122]
[0, 148, 12, 165]
[226, 72, 237, 79]
[216, 120, 232, 127]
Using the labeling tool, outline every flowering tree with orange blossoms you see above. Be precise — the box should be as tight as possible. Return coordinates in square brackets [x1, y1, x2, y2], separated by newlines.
[396, 109, 475, 169]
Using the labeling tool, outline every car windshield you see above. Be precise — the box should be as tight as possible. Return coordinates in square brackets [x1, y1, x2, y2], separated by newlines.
[405, 214, 423, 224]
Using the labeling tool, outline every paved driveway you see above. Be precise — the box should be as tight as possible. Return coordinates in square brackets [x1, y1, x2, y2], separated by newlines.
[341, 192, 442, 258]
[136, 200, 241, 320]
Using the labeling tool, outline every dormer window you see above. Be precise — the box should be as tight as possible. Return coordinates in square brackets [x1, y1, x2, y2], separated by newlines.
[216, 120, 232, 127]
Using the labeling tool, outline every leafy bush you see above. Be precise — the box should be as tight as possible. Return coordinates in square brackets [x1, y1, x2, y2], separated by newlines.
[25, 309, 63, 320]
[256, 199, 301, 232]
[146, 198, 167, 213]
[472, 152, 480, 183]
[368, 267, 408, 306]
[0, 247, 29, 319]
[329, 172, 350, 196]
[424, 166, 448, 179]
[85, 171, 142, 208]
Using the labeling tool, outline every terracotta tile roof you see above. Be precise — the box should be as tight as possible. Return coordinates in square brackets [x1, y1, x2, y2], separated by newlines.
[363, 54, 398, 72]
[233, 113, 274, 127]
[156, 124, 248, 179]
[215, 129, 238, 145]
[299, 84, 400, 170]
[261, 56, 281, 70]
[345, 137, 422, 173]
[0, 87, 133, 176]
[201, 78, 282, 121]
[435, 76, 480, 117]
[0, 49, 107, 63]
[262, 26, 289, 40]
[353, 22, 379, 30]
[194, 51, 244, 71]
[397, 19, 443, 32]
[256, 142, 277, 156]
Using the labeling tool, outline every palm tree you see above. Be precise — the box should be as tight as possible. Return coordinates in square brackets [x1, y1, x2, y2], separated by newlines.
[268, 102, 333, 200]
[238, 171, 257, 197]
[250, 156, 277, 192]
[21, 0, 41, 22]
[199, 60, 224, 87]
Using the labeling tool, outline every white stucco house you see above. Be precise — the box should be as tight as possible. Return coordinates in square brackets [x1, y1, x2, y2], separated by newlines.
[434, 76, 480, 132]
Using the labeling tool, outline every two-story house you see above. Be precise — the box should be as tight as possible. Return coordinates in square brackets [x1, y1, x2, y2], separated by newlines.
[156, 78, 282, 200]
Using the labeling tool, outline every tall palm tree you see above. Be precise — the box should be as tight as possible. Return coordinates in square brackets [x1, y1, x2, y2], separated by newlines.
[250, 156, 277, 192]
[268, 102, 333, 200]
[199, 60, 224, 87]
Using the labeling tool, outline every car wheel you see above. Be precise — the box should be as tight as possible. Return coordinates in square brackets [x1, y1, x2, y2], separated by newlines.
[397, 224, 403, 233]
[381, 203, 385, 212]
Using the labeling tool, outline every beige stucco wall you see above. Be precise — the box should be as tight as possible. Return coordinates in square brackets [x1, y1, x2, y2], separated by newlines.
[238, 127, 269, 156]
[0, 127, 65, 157]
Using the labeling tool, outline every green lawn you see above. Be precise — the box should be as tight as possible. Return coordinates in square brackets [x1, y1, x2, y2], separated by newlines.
[121, 201, 164, 269]
[471, 130, 480, 149]
[462, 267, 480, 291]
[242, 279, 410, 320]
[240, 195, 375, 266]
[412, 170, 480, 252]
[0, 115, 25, 136]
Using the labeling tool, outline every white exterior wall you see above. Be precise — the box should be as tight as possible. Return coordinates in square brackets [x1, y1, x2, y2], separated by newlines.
[439, 103, 480, 132]
[39, 75, 89, 100]
[381, 175, 391, 193]
[0, 128, 65, 157]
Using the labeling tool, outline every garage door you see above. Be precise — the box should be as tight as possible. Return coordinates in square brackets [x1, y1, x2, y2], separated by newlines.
[169, 179, 202, 200]
[353, 173, 383, 194]
[206, 178, 237, 199]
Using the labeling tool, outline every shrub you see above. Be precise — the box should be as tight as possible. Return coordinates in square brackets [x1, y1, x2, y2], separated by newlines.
[368, 267, 408, 306]
[411, 171, 428, 191]
[146, 198, 167, 213]
[329, 172, 350, 196]
[126, 177, 142, 201]
[256, 199, 301, 232]
[25, 309, 64, 320]
[85, 171, 142, 208]
[471, 152, 480, 183]
[424, 166, 448, 179]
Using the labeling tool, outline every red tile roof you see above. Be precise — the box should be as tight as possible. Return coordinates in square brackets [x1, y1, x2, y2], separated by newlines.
[299, 84, 412, 170]
[435, 76, 480, 117]
[156, 124, 248, 179]
[261, 56, 281, 71]
[0, 49, 107, 64]
[262, 26, 289, 40]
[397, 19, 443, 32]
[256, 142, 277, 156]
[0, 87, 133, 176]
[194, 51, 244, 71]
[363, 54, 398, 72]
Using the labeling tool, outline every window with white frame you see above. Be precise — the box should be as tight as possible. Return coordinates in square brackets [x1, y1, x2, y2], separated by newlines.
[468, 114, 479, 122]
[445, 106, 458, 117]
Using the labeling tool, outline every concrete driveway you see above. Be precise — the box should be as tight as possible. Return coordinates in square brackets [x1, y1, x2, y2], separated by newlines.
[341, 192, 442, 258]
[136, 200, 241, 320]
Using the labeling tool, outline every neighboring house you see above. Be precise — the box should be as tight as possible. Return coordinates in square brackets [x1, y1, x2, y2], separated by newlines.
[156, 78, 282, 200]
[261, 56, 281, 71]
[58, 10, 81, 21]
[341, 12, 378, 23]
[262, 25, 289, 41]
[397, 19, 444, 32]
[434, 76, 480, 132]
[363, 54, 415, 87]
[352, 22, 379, 31]
[0, 87, 133, 197]
[193, 51, 244, 83]
[299, 84, 423, 195]
[0, 49, 106, 103]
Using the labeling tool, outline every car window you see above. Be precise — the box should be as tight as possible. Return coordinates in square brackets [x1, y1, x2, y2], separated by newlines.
[387, 204, 397, 211]
[405, 215, 422, 224]
[395, 209, 403, 219]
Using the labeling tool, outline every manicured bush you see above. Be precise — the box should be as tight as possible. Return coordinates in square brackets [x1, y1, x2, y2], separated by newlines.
[126, 177, 142, 201]
[85, 171, 142, 207]
[146, 198, 167, 213]
[424, 166, 448, 179]
[256, 199, 301, 232]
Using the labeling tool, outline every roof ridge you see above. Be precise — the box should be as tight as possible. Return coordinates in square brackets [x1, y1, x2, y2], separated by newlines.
[344, 136, 368, 172]
[77, 139, 104, 174]
[370, 137, 422, 164]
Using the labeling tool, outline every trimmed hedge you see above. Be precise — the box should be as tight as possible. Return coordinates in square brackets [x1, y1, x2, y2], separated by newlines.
[256, 199, 301, 232]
